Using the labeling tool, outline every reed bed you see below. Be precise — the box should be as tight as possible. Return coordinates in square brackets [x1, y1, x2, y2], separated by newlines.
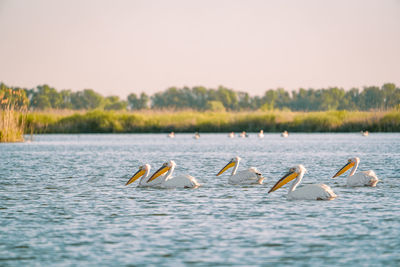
[24, 109, 400, 134]
[0, 89, 27, 142]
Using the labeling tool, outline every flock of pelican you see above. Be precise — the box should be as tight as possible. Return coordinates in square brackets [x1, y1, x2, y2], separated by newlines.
[168, 130, 370, 139]
[125, 156, 379, 200]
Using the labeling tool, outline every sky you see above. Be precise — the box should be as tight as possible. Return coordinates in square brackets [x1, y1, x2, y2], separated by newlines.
[0, 0, 399, 98]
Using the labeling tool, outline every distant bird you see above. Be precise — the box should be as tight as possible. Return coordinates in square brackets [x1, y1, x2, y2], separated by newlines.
[361, 130, 369, 137]
[147, 160, 200, 188]
[258, 130, 264, 138]
[193, 132, 200, 139]
[228, 132, 235, 138]
[125, 164, 163, 187]
[239, 131, 249, 138]
[281, 131, 289, 138]
[268, 165, 337, 200]
[216, 156, 264, 185]
[168, 132, 175, 138]
[332, 157, 379, 187]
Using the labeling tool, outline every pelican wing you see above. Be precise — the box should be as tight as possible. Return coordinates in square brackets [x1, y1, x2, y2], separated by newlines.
[288, 184, 337, 200]
[228, 169, 263, 184]
[161, 175, 200, 188]
[347, 170, 379, 187]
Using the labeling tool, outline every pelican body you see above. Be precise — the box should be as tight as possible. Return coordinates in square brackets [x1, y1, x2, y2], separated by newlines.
[332, 157, 378, 187]
[269, 165, 336, 200]
[216, 156, 264, 185]
[147, 160, 200, 188]
[125, 164, 163, 187]
[239, 131, 248, 138]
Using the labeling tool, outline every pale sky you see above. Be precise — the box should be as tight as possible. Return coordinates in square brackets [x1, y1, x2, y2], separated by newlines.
[0, 0, 399, 98]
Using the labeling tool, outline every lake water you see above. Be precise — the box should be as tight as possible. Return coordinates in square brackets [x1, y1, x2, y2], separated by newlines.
[1, 133, 400, 266]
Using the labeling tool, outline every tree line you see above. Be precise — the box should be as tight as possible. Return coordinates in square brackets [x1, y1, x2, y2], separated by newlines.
[1, 82, 399, 111]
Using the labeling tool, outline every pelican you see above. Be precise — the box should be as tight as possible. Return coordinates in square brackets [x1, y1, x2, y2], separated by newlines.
[258, 130, 264, 138]
[228, 132, 235, 138]
[147, 160, 200, 188]
[281, 130, 288, 138]
[361, 130, 369, 136]
[239, 131, 248, 138]
[332, 157, 379, 187]
[216, 156, 264, 184]
[125, 164, 164, 187]
[168, 132, 175, 138]
[268, 165, 337, 200]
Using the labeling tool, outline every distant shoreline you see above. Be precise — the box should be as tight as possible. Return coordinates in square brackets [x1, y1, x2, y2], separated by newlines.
[25, 109, 400, 134]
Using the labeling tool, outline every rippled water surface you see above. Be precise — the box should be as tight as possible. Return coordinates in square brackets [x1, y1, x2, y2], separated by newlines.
[1, 133, 400, 266]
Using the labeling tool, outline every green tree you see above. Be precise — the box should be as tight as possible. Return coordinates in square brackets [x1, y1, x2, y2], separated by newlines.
[205, 100, 225, 111]
[104, 96, 127, 110]
[71, 89, 104, 110]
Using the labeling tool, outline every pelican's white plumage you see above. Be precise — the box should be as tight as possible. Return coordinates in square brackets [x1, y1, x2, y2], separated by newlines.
[147, 160, 200, 188]
[125, 164, 164, 187]
[361, 130, 369, 136]
[332, 157, 379, 187]
[239, 131, 248, 138]
[269, 165, 336, 200]
[216, 156, 264, 185]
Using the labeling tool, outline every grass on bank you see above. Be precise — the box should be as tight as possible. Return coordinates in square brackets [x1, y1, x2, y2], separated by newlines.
[24, 109, 400, 134]
[0, 89, 28, 142]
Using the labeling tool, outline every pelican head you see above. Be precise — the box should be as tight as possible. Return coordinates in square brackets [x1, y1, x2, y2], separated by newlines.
[125, 164, 150, 186]
[332, 157, 360, 178]
[147, 160, 175, 183]
[268, 164, 306, 193]
[216, 156, 241, 176]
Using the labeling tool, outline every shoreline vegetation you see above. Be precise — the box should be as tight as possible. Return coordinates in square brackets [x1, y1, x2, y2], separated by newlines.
[1, 82, 400, 141]
[26, 109, 400, 134]
[0, 89, 28, 142]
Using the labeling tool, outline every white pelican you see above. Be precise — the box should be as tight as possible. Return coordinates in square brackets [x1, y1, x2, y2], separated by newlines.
[268, 165, 337, 200]
[239, 131, 248, 138]
[147, 160, 200, 188]
[168, 132, 175, 138]
[193, 132, 200, 139]
[332, 157, 379, 187]
[125, 164, 164, 187]
[361, 130, 369, 136]
[216, 156, 264, 185]
[281, 130, 288, 138]
[258, 130, 264, 138]
[228, 132, 235, 138]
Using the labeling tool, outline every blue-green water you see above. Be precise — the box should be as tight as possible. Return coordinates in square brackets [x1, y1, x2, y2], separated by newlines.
[1, 133, 400, 266]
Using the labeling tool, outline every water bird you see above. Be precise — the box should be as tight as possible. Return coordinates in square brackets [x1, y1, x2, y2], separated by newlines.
[258, 130, 264, 138]
[281, 131, 289, 138]
[228, 132, 235, 138]
[268, 165, 337, 200]
[239, 131, 249, 138]
[193, 132, 200, 139]
[125, 164, 164, 187]
[361, 130, 369, 136]
[332, 157, 379, 187]
[147, 160, 200, 188]
[216, 156, 264, 185]
[168, 132, 175, 138]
